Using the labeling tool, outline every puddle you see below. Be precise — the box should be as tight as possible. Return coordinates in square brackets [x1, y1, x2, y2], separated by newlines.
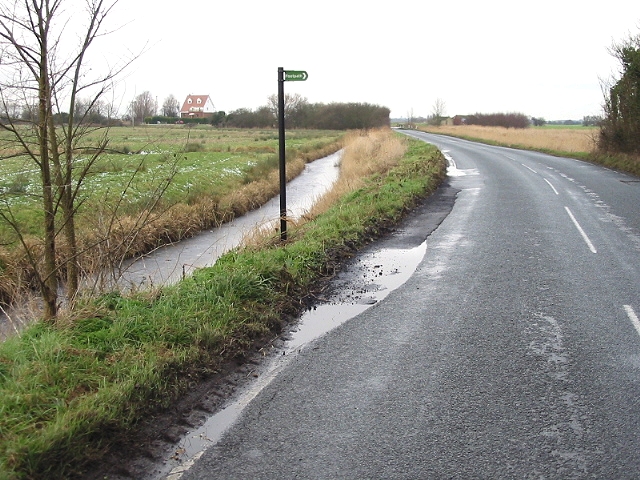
[162, 241, 427, 479]
[442, 150, 479, 177]
[286, 242, 427, 351]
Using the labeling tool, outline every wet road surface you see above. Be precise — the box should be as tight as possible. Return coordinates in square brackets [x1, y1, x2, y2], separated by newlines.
[177, 132, 640, 479]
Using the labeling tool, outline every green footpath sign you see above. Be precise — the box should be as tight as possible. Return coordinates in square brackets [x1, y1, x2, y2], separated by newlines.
[284, 70, 308, 81]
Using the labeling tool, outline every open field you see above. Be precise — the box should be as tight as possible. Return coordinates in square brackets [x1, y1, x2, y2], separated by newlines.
[418, 124, 640, 177]
[0, 126, 343, 237]
[0, 129, 446, 478]
[0, 126, 344, 305]
[419, 124, 598, 154]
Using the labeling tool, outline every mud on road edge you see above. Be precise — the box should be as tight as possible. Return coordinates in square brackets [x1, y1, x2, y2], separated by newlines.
[79, 180, 459, 480]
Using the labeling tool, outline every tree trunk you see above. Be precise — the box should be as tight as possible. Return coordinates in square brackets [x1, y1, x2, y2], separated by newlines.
[63, 206, 79, 302]
[37, 15, 58, 320]
[39, 85, 59, 320]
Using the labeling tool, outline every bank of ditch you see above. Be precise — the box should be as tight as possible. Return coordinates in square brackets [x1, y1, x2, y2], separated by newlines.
[0, 129, 446, 479]
[0, 131, 343, 310]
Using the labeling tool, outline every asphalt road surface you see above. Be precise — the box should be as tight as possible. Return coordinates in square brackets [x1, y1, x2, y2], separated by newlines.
[180, 132, 640, 479]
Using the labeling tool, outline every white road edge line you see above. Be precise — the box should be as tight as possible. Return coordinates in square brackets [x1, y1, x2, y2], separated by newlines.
[544, 178, 559, 195]
[522, 163, 537, 174]
[442, 150, 456, 169]
[564, 206, 597, 253]
[624, 305, 640, 338]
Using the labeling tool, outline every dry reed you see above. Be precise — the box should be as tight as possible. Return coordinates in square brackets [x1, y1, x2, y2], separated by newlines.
[240, 128, 408, 250]
[309, 129, 408, 216]
[423, 125, 597, 153]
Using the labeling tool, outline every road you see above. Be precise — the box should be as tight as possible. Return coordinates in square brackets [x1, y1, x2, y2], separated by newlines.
[180, 132, 640, 479]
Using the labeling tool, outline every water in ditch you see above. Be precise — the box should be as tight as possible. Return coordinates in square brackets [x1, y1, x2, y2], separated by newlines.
[118, 150, 344, 288]
[0, 151, 342, 339]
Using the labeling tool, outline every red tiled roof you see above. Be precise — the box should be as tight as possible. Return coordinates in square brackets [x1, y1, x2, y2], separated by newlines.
[180, 94, 213, 113]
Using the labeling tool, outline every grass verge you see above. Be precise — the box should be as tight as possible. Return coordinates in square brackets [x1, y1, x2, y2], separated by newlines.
[0, 131, 446, 479]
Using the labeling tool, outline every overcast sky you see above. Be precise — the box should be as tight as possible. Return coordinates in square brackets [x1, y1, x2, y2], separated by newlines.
[100, 0, 640, 121]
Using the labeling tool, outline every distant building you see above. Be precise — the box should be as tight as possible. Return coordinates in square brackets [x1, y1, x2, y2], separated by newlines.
[180, 94, 215, 119]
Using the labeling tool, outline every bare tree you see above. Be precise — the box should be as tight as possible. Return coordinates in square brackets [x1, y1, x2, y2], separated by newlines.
[431, 98, 446, 126]
[132, 91, 156, 124]
[0, 0, 133, 318]
[161, 94, 180, 117]
[407, 108, 415, 128]
[74, 97, 112, 124]
[0, 99, 22, 120]
[267, 93, 307, 128]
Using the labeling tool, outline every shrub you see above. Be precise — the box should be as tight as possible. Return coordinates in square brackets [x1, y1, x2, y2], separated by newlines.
[183, 142, 204, 153]
[454, 112, 530, 129]
[599, 30, 640, 154]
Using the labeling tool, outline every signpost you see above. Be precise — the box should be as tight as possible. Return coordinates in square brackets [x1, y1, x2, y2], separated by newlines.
[278, 67, 308, 241]
[284, 70, 308, 81]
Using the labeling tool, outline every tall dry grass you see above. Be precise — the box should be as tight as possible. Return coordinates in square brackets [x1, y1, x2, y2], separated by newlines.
[240, 128, 408, 249]
[422, 125, 598, 153]
[309, 128, 408, 216]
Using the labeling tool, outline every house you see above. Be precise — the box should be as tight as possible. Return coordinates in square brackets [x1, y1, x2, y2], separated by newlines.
[180, 94, 215, 119]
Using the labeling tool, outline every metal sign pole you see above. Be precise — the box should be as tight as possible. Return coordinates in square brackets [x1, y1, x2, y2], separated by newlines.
[277, 68, 307, 241]
[278, 67, 287, 241]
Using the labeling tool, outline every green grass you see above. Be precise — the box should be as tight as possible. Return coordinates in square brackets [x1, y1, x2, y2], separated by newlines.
[0, 126, 343, 240]
[538, 124, 586, 129]
[0, 137, 446, 479]
[0, 127, 344, 306]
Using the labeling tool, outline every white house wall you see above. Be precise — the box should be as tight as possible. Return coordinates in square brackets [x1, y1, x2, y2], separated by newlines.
[204, 98, 215, 113]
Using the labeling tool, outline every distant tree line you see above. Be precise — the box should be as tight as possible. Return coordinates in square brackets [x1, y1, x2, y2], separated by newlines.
[453, 112, 531, 129]
[3, 88, 389, 131]
[131, 93, 390, 131]
[118, 92, 391, 130]
[599, 30, 640, 154]
[539, 118, 603, 127]
[582, 116, 602, 127]
[223, 97, 390, 130]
